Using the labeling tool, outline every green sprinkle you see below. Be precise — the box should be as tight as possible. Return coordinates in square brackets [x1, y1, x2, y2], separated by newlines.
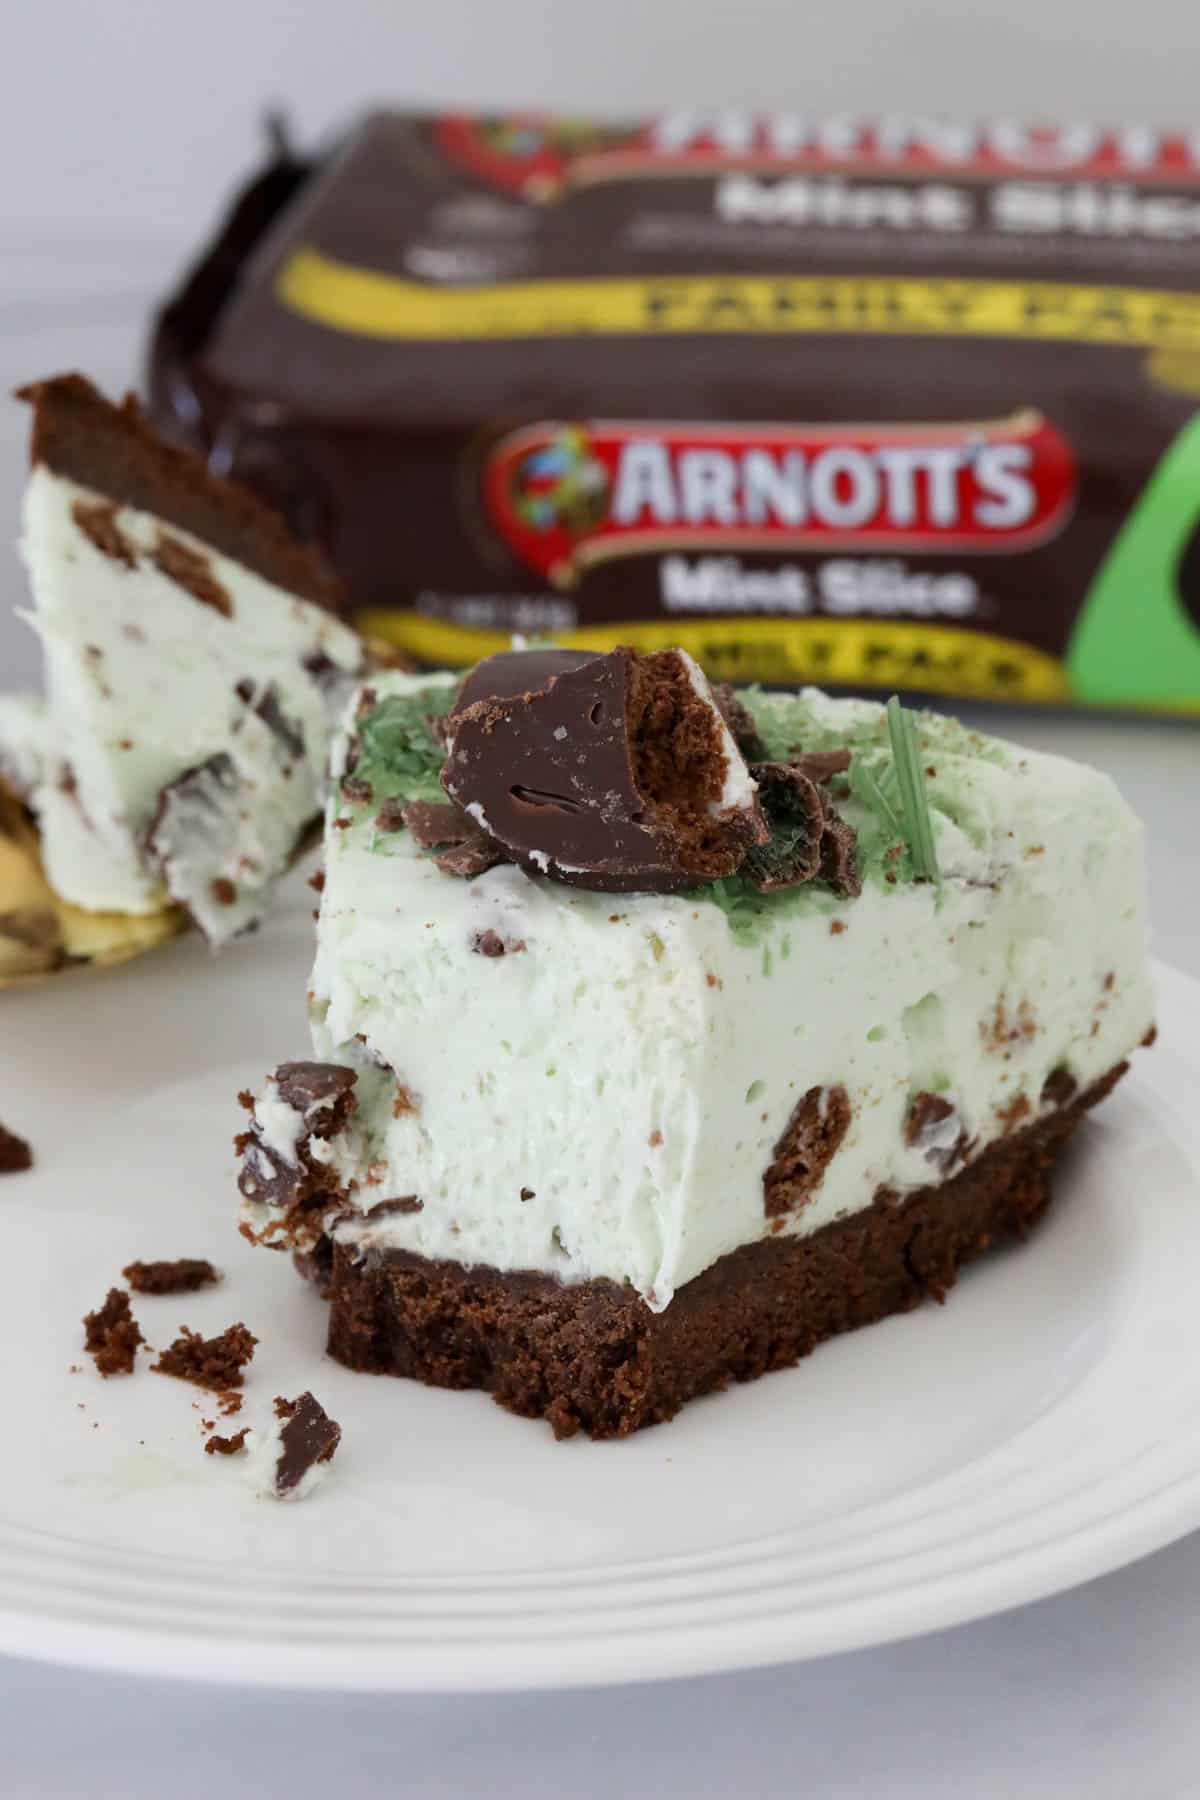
[745, 1078, 766, 1103]
[867, 1025, 887, 1043]
[354, 687, 449, 819]
[647, 932, 666, 962]
[761, 944, 773, 977]
[886, 696, 942, 890]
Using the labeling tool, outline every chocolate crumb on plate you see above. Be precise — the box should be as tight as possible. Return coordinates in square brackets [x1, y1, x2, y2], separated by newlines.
[151, 1322, 257, 1391]
[0, 1120, 33, 1173]
[83, 1287, 144, 1376]
[123, 1257, 221, 1295]
[204, 1428, 249, 1457]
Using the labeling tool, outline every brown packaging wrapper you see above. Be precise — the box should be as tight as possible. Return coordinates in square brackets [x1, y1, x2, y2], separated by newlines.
[146, 109, 1200, 717]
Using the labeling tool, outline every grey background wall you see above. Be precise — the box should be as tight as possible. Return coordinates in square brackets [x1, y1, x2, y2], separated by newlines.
[3, 0, 1199, 686]
[3, 0, 1200, 240]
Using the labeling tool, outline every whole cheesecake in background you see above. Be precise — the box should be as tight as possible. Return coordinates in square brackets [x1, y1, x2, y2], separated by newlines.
[235, 646, 1155, 1438]
[0, 375, 366, 950]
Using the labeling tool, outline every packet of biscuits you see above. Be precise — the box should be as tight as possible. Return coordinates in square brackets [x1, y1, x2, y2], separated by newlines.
[146, 108, 1200, 716]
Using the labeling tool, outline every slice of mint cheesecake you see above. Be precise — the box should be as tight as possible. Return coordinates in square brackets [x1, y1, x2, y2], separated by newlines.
[237, 647, 1155, 1437]
[2, 374, 367, 948]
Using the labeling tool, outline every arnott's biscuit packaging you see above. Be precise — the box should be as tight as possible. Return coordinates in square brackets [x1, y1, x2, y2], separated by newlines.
[149, 109, 1200, 713]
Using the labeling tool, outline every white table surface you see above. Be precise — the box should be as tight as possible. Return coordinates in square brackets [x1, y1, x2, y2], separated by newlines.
[1, 246, 1198, 1800]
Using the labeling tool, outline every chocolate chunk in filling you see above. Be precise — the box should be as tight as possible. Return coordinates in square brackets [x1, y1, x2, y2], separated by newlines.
[234, 678, 306, 761]
[153, 529, 233, 617]
[1041, 1066, 1078, 1109]
[442, 646, 766, 893]
[145, 756, 245, 925]
[471, 928, 525, 957]
[237, 1063, 358, 1248]
[362, 1194, 423, 1219]
[72, 497, 136, 567]
[763, 1084, 851, 1217]
[905, 1091, 974, 1172]
[274, 1061, 357, 1116]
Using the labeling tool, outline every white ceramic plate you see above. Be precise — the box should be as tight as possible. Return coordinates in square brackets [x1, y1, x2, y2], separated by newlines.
[0, 881, 1196, 1692]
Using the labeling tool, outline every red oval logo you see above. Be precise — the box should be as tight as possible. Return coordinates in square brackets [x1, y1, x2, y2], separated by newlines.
[484, 414, 1077, 587]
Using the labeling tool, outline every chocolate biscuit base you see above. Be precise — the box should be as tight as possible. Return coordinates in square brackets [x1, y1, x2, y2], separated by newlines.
[17, 373, 341, 611]
[320, 1063, 1127, 1439]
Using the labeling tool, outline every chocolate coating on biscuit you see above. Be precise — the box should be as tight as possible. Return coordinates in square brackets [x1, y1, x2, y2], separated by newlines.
[441, 647, 765, 893]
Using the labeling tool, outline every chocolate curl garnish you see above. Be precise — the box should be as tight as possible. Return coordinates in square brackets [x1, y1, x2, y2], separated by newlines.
[741, 763, 824, 892]
[710, 682, 767, 762]
[820, 811, 861, 898]
[741, 759, 863, 900]
[402, 800, 507, 878]
[741, 761, 861, 898]
[788, 748, 852, 783]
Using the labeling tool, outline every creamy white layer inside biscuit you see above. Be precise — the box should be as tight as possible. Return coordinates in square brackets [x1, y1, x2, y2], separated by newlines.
[242, 1420, 335, 1503]
[253, 673, 1154, 1308]
[677, 650, 758, 815]
[8, 465, 364, 940]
